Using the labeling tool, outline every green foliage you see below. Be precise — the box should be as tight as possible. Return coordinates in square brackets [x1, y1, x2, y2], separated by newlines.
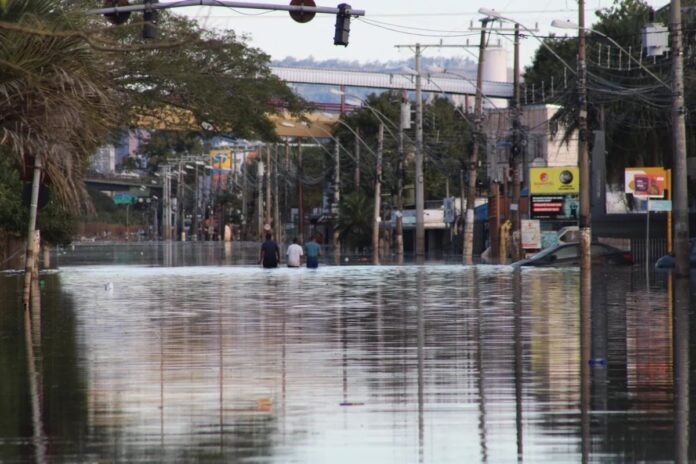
[0, 0, 116, 211]
[92, 11, 308, 141]
[522, 0, 684, 182]
[332, 91, 472, 206]
[0, 155, 77, 246]
[335, 192, 372, 250]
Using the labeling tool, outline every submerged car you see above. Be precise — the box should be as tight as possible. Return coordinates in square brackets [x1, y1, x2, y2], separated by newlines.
[511, 242, 634, 268]
[654, 239, 696, 270]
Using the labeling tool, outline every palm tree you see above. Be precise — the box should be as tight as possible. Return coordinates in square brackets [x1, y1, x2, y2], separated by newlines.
[0, 0, 115, 306]
[335, 192, 372, 252]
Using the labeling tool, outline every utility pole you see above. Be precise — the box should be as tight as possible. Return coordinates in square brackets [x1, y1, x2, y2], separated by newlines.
[671, 0, 691, 277]
[510, 23, 523, 261]
[241, 161, 247, 240]
[373, 123, 384, 265]
[266, 144, 272, 227]
[395, 42, 483, 261]
[333, 139, 341, 260]
[162, 165, 170, 241]
[463, 18, 491, 264]
[284, 140, 290, 231]
[578, 0, 591, 273]
[396, 90, 406, 258]
[176, 163, 183, 241]
[414, 44, 425, 261]
[355, 128, 361, 190]
[297, 140, 304, 243]
[274, 144, 281, 243]
[257, 155, 264, 240]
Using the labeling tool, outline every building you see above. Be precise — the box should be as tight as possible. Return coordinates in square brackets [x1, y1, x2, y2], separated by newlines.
[484, 104, 579, 190]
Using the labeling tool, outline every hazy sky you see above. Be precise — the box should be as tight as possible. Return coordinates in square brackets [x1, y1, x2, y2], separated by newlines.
[178, 0, 667, 67]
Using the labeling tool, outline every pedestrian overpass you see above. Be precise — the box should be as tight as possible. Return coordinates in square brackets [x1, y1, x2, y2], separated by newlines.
[270, 66, 514, 98]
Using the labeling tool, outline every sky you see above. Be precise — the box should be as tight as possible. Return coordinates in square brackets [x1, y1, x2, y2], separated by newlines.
[177, 0, 667, 68]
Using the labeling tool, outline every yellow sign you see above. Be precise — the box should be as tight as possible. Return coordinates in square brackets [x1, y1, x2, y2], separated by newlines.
[529, 167, 579, 194]
[209, 149, 232, 172]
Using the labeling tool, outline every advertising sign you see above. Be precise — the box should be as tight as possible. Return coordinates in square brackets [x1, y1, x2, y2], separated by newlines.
[209, 149, 232, 173]
[521, 220, 541, 249]
[625, 167, 666, 198]
[529, 167, 579, 194]
[531, 195, 580, 220]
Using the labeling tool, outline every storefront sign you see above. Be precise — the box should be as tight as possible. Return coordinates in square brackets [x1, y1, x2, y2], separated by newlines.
[529, 167, 579, 194]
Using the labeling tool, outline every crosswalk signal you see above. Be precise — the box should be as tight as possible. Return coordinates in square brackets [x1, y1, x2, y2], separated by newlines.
[333, 3, 351, 47]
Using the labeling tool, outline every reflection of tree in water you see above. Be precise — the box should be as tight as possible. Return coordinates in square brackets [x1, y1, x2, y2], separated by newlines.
[0, 273, 89, 461]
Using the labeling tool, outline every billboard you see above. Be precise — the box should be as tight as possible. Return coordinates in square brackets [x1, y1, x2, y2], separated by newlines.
[209, 149, 233, 173]
[531, 195, 580, 220]
[625, 167, 667, 198]
[529, 167, 579, 194]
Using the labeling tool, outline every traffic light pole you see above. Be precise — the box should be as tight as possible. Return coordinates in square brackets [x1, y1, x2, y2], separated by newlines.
[90, 1, 365, 17]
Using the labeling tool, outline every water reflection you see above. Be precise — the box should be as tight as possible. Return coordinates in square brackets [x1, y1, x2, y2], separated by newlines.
[0, 247, 695, 463]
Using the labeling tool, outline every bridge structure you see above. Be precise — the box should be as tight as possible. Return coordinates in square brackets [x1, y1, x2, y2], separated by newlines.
[270, 66, 514, 99]
[85, 175, 162, 195]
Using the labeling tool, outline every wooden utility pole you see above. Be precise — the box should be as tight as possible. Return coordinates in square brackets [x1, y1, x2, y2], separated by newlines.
[578, 0, 591, 273]
[257, 155, 264, 240]
[297, 140, 304, 242]
[671, 0, 691, 277]
[463, 19, 491, 264]
[23, 153, 42, 309]
[414, 44, 425, 261]
[333, 139, 341, 261]
[266, 144, 272, 227]
[273, 144, 281, 243]
[241, 162, 247, 240]
[372, 123, 384, 265]
[354, 128, 361, 190]
[395, 91, 406, 257]
[510, 23, 522, 261]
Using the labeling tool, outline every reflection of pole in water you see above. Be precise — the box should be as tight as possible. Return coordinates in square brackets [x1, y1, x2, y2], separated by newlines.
[159, 307, 164, 446]
[219, 296, 224, 452]
[580, 267, 591, 464]
[24, 307, 46, 463]
[417, 270, 425, 463]
[282, 299, 287, 443]
[512, 269, 523, 462]
[474, 268, 488, 463]
[672, 275, 690, 463]
[590, 270, 608, 434]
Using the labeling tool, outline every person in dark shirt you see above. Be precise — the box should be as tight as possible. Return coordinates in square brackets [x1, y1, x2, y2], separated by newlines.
[259, 233, 280, 268]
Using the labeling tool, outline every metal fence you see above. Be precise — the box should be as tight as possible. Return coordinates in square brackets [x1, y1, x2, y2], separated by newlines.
[630, 237, 668, 264]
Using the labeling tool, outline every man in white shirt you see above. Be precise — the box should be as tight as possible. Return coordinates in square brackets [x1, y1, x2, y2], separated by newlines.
[286, 237, 304, 268]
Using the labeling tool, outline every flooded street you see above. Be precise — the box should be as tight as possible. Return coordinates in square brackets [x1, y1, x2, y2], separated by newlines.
[1, 242, 694, 463]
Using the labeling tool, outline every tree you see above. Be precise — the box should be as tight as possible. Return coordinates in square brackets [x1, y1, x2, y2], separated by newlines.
[90, 10, 308, 141]
[523, 0, 681, 183]
[0, 0, 117, 304]
[334, 192, 372, 251]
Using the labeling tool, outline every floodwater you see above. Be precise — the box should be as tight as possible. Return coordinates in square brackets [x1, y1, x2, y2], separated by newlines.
[1, 242, 694, 463]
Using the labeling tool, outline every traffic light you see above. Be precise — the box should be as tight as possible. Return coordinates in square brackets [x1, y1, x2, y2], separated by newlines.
[333, 3, 351, 47]
[103, 0, 130, 25]
[143, 0, 159, 40]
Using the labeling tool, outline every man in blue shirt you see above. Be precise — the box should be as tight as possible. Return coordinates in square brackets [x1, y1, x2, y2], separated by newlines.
[304, 234, 322, 269]
[259, 233, 280, 268]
